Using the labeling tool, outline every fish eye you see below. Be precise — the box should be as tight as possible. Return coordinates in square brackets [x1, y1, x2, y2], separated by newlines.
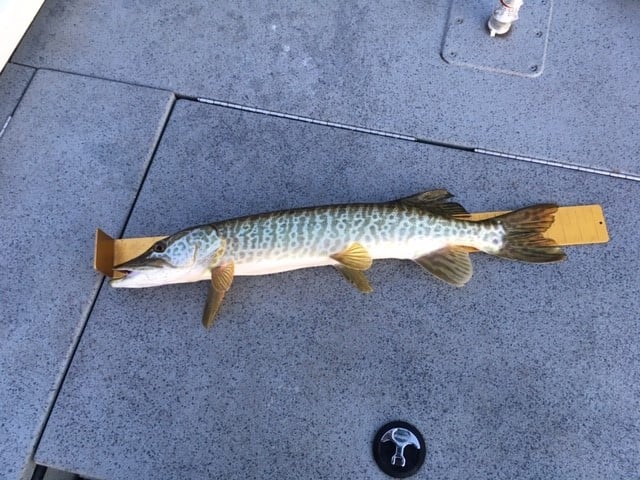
[153, 242, 166, 253]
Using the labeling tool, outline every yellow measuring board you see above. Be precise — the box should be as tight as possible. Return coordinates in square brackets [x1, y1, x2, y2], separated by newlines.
[94, 204, 609, 279]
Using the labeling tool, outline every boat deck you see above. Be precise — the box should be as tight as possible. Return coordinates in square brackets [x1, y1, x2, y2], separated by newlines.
[1, 1, 638, 479]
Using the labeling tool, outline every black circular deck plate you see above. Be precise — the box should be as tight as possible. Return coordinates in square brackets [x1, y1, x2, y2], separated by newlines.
[372, 421, 426, 478]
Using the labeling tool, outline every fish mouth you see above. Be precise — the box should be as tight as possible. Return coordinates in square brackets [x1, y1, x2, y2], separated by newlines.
[114, 256, 169, 271]
[111, 261, 160, 287]
[110, 267, 143, 287]
[110, 256, 177, 288]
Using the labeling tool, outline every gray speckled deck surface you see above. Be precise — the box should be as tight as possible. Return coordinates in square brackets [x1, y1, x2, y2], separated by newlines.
[0, 70, 172, 479]
[0, 64, 33, 130]
[34, 102, 640, 479]
[12, 0, 640, 176]
[1, 0, 639, 479]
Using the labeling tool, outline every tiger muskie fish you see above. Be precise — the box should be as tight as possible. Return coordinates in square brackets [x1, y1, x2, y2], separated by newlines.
[110, 190, 566, 328]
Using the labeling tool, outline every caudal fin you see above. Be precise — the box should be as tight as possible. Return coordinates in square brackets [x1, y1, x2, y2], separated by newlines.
[491, 204, 566, 263]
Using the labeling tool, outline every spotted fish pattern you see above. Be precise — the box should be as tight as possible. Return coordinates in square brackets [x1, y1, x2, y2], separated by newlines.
[216, 204, 505, 273]
[111, 189, 566, 328]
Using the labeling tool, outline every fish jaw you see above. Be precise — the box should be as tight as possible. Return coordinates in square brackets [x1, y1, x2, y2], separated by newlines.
[110, 266, 210, 288]
[110, 253, 213, 287]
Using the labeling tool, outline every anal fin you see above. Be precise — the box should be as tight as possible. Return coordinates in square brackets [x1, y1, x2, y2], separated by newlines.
[334, 265, 373, 293]
[414, 247, 473, 287]
[203, 262, 235, 328]
[330, 242, 372, 270]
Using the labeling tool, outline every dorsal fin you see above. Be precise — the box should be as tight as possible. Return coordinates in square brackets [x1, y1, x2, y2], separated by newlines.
[392, 189, 469, 218]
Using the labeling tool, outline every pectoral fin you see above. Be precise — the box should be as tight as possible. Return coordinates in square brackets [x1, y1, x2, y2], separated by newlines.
[414, 247, 473, 287]
[202, 262, 235, 328]
[330, 242, 373, 270]
[334, 265, 373, 293]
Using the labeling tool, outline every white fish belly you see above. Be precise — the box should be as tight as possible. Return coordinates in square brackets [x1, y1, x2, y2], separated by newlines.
[231, 237, 450, 276]
[233, 256, 337, 276]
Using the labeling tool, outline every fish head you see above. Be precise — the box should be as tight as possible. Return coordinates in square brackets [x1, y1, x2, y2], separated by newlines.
[110, 225, 225, 288]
